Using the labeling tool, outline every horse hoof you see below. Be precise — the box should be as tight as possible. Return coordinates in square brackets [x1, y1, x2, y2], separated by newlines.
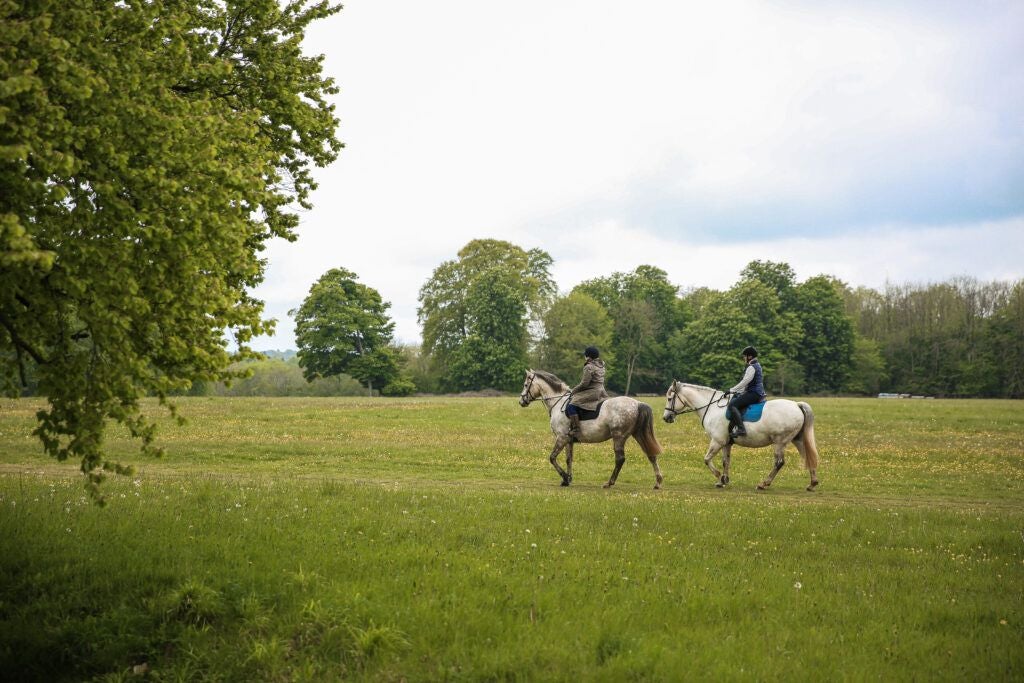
[807, 481, 819, 491]
[653, 484, 662, 490]
[757, 484, 767, 491]
[715, 482, 725, 488]
[560, 480, 570, 487]
[603, 482, 613, 489]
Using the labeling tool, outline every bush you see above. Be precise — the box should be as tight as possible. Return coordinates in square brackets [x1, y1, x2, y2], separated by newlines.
[211, 359, 367, 397]
[382, 378, 417, 396]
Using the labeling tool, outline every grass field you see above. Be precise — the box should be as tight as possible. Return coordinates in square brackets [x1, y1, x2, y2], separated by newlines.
[1, 395, 1022, 681]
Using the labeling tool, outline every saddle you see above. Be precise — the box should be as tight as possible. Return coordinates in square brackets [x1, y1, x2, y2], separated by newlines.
[739, 400, 767, 423]
[570, 401, 605, 422]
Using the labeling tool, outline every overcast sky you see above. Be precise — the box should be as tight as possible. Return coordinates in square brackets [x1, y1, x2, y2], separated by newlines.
[248, 0, 1024, 350]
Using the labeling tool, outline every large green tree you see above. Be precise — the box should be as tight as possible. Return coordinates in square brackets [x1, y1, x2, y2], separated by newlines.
[739, 260, 799, 310]
[669, 277, 803, 392]
[291, 268, 403, 395]
[446, 269, 530, 391]
[535, 292, 614, 383]
[573, 265, 683, 393]
[613, 299, 658, 395]
[417, 239, 554, 391]
[0, 0, 341, 494]
[792, 276, 855, 392]
[843, 336, 887, 395]
[668, 290, 758, 389]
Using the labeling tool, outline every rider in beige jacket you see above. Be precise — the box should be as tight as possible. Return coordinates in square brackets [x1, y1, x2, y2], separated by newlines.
[567, 346, 607, 439]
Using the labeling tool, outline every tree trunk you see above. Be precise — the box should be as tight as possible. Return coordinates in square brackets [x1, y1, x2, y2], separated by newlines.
[625, 356, 637, 396]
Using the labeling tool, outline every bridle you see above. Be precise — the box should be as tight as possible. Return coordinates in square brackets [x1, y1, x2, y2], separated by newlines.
[521, 372, 571, 416]
[520, 372, 537, 404]
[665, 381, 729, 429]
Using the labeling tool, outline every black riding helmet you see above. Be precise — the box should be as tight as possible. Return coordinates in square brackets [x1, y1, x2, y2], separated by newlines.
[742, 346, 758, 358]
[584, 346, 600, 359]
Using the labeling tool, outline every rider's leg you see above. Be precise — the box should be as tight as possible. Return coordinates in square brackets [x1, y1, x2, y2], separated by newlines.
[726, 399, 745, 437]
[566, 404, 581, 440]
[728, 392, 759, 437]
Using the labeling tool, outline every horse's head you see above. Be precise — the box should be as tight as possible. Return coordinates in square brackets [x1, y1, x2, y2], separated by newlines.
[663, 380, 687, 423]
[519, 370, 537, 407]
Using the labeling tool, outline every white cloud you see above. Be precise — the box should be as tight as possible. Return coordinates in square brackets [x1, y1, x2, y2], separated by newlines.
[244, 0, 1024, 350]
[545, 216, 1024, 293]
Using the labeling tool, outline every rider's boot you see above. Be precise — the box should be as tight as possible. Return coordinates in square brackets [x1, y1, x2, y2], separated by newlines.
[728, 406, 746, 438]
[568, 414, 581, 441]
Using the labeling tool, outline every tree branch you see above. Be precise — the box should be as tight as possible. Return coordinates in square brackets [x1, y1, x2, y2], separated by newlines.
[0, 310, 48, 366]
[216, 10, 244, 58]
[14, 344, 27, 388]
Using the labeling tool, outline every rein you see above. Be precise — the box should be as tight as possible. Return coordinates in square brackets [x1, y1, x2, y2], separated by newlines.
[543, 392, 570, 416]
[666, 384, 729, 430]
[521, 373, 571, 416]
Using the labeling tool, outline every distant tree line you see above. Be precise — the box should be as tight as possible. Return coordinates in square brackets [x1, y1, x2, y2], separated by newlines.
[12, 240, 1022, 400]
[844, 278, 1024, 397]
[534, 259, 861, 397]
[408, 241, 1023, 398]
[260, 242, 1024, 398]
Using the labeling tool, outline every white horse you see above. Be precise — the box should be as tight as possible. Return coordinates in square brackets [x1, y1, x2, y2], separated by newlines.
[662, 381, 820, 491]
[519, 370, 665, 489]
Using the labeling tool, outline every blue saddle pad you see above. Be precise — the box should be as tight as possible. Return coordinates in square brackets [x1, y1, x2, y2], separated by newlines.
[740, 401, 766, 422]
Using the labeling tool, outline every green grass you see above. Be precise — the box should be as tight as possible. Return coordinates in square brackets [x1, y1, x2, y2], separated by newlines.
[1, 396, 1022, 681]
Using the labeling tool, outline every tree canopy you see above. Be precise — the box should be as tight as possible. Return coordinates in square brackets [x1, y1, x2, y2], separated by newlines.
[792, 275, 855, 392]
[446, 268, 530, 391]
[536, 292, 614, 382]
[0, 0, 341, 495]
[573, 265, 683, 393]
[417, 239, 554, 391]
[291, 268, 405, 395]
[414, 250, 1022, 399]
[844, 277, 1022, 397]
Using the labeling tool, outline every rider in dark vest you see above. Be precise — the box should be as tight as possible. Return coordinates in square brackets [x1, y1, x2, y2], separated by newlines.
[726, 345, 767, 438]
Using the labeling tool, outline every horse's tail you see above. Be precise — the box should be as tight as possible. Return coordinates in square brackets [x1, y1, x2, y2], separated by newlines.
[796, 402, 819, 470]
[632, 402, 664, 457]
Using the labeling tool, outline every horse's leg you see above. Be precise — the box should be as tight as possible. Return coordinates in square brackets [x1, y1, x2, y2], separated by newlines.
[646, 449, 664, 490]
[717, 444, 732, 488]
[548, 439, 571, 486]
[603, 436, 627, 489]
[565, 440, 574, 486]
[757, 442, 786, 490]
[793, 438, 819, 491]
[703, 442, 724, 482]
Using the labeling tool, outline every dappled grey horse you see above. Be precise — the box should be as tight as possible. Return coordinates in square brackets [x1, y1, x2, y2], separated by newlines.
[519, 370, 664, 489]
[662, 381, 820, 491]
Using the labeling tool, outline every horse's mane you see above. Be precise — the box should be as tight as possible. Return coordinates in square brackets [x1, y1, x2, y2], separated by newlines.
[533, 370, 570, 392]
[678, 382, 722, 394]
